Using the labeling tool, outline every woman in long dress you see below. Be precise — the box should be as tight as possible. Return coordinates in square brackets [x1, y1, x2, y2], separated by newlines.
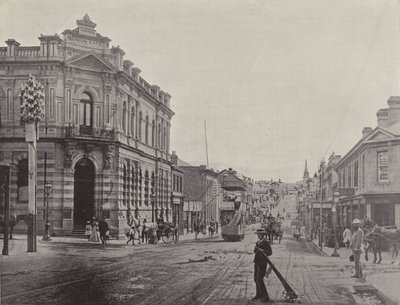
[90, 218, 100, 242]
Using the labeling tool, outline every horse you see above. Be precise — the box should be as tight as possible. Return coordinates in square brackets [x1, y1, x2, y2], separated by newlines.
[263, 219, 275, 243]
[0, 214, 27, 239]
[361, 216, 400, 264]
[273, 220, 283, 243]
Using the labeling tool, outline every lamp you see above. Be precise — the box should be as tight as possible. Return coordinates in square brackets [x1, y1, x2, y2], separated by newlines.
[42, 182, 53, 241]
[331, 190, 340, 257]
[150, 192, 156, 222]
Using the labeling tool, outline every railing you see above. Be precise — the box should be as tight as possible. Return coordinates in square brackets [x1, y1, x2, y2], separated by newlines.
[79, 125, 92, 135]
[15, 47, 40, 57]
[65, 124, 116, 140]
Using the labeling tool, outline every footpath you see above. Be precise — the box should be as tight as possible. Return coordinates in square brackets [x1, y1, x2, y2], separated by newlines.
[0, 229, 220, 257]
[309, 236, 400, 305]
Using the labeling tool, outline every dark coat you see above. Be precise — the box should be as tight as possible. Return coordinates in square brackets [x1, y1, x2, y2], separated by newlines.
[254, 237, 272, 265]
[98, 219, 109, 234]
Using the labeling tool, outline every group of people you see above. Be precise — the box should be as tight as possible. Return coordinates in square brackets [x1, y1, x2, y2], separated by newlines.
[84, 216, 109, 244]
[313, 223, 357, 249]
[194, 219, 219, 236]
[126, 216, 150, 245]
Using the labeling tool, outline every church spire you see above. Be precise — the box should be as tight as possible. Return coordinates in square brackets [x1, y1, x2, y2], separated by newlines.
[303, 159, 310, 179]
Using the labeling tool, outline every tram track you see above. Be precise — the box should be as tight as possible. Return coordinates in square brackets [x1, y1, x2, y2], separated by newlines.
[1, 242, 195, 302]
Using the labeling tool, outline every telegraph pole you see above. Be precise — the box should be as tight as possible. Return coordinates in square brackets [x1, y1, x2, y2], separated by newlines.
[1, 165, 11, 255]
[319, 161, 324, 251]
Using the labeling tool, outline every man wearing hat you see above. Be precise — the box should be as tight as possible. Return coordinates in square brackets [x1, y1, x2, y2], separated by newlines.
[350, 218, 364, 278]
[253, 227, 273, 302]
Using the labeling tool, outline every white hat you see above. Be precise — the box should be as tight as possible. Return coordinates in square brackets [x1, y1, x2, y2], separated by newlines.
[352, 218, 361, 225]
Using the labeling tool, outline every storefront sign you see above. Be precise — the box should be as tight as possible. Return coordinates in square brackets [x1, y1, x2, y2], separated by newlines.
[338, 188, 354, 197]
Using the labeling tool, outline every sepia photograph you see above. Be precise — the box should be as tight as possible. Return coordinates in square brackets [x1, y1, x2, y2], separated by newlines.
[1, 1, 400, 304]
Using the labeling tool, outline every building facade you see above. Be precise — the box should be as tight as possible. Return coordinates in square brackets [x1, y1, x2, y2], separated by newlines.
[171, 152, 184, 235]
[0, 15, 175, 237]
[335, 96, 400, 228]
[180, 165, 221, 233]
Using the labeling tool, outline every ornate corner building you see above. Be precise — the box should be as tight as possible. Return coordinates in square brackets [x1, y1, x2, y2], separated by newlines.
[0, 15, 175, 237]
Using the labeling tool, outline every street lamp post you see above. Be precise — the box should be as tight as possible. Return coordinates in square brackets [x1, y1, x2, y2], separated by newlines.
[308, 192, 314, 241]
[331, 190, 340, 257]
[150, 193, 156, 222]
[42, 182, 53, 241]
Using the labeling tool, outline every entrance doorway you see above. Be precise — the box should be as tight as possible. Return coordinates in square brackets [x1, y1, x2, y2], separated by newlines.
[74, 158, 95, 226]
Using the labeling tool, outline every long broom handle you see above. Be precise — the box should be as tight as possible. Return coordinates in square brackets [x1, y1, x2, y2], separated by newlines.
[256, 247, 297, 297]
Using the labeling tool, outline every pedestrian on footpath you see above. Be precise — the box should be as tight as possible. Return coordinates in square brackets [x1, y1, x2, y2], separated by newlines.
[85, 221, 92, 241]
[350, 218, 364, 278]
[253, 227, 272, 303]
[323, 223, 330, 246]
[142, 219, 148, 243]
[343, 226, 352, 249]
[98, 217, 109, 245]
[89, 217, 100, 243]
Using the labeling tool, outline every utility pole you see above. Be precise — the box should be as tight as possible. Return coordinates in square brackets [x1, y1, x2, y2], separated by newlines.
[1, 165, 10, 255]
[319, 160, 324, 251]
[204, 120, 209, 169]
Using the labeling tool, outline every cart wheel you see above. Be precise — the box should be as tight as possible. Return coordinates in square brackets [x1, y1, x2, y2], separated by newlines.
[282, 290, 298, 303]
[162, 228, 174, 244]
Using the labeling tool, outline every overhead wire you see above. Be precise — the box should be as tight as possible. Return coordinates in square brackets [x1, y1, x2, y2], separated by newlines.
[322, 0, 390, 159]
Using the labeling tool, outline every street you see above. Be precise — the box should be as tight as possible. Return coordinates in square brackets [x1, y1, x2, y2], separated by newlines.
[1, 223, 389, 305]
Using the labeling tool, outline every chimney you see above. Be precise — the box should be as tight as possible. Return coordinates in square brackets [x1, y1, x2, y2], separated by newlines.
[376, 108, 389, 128]
[131, 67, 141, 82]
[111, 46, 125, 71]
[387, 96, 400, 126]
[152, 85, 160, 99]
[163, 92, 171, 107]
[171, 151, 178, 165]
[362, 127, 372, 138]
[123, 60, 134, 76]
[5, 39, 20, 56]
[38, 35, 62, 57]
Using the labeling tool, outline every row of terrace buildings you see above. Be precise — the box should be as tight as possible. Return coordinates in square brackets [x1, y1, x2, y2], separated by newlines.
[298, 96, 400, 233]
[0, 15, 256, 238]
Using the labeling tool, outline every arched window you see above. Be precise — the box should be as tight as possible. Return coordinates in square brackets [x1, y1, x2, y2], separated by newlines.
[122, 101, 127, 133]
[151, 119, 155, 147]
[157, 123, 161, 148]
[138, 111, 142, 140]
[144, 170, 149, 206]
[163, 125, 166, 151]
[0, 87, 5, 125]
[145, 116, 149, 144]
[79, 92, 93, 134]
[130, 106, 135, 136]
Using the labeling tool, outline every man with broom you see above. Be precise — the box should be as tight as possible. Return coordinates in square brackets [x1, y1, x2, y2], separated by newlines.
[253, 227, 273, 302]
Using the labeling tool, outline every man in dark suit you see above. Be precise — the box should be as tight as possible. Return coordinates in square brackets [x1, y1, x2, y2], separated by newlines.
[253, 227, 273, 302]
[98, 217, 109, 245]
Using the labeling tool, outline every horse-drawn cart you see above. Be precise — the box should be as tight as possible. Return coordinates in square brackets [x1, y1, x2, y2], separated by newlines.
[147, 221, 178, 244]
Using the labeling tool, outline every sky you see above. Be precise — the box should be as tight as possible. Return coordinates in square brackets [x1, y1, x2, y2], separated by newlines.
[1, 0, 399, 181]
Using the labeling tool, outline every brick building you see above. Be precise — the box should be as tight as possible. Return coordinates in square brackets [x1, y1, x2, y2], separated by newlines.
[335, 96, 400, 227]
[0, 15, 175, 237]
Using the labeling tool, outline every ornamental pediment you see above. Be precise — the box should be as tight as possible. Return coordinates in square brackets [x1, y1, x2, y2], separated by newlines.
[66, 53, 116, 73]
[365, 129, 395, 141]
